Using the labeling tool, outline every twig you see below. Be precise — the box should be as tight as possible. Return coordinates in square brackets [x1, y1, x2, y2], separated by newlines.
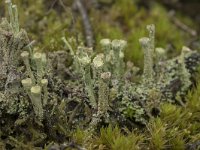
[168, 10, 197, 37]
[74, 0, 94, 48]
[46, 0, 58, 15]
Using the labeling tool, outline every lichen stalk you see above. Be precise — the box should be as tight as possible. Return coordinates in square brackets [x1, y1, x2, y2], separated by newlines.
[118, 40, 127, 78]
[155, 47, 165, 63]
[98, 72, 111, 116]
[21, 51, 35, 84]
[62, 37, 79, 72]
[78, 53, 97, 109]
[111, 39, 127, 79]
[41, 79, 48, 106]
[84, 64, 97, 109]
[30, 85, 43, 120]
[179, 46, 192, 91]
[100, 39, 111, 55]
[21, 78, 33, 98]
[92, 53, 104, 79]
[5, 0, 14, 31]
[33, 52, 43, 84]
[41, 53, 47, 72]
[139, 37, 154, 83]
[155, 47, 166, 80]
[62, 37, 75, 56]
[111, 39, 121, 78]
[100, 39, 112, 73]
[12, 5, 19, 33]
[147, 24, 155, 54]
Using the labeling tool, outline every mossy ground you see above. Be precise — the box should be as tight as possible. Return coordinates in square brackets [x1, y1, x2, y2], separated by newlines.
[0, 0, 200, 149]
[1, 0, 198, 65]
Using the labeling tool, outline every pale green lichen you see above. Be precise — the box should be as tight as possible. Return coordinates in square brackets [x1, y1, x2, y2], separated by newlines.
[98, 71, 111, 116]
[2, 1, 49, 120]
[93, 53, 104, 69]
[21, 78, 32, 97]
[155, 47, 166, 62]
[12, 5, 19, 33]
[21, 50, 49, 120]
[111, 39, 127, 79]
[92, 53, 104, 80]
[5, 0, 19, 34]
[21, 51, 35, 83]
[146, 24, 155, 55]
[1, 1, 200, 149]
[62, 36, 75, 56]
[139, 37, 154, 83]
[41, 79, 48, 106]
[139, 24, 156, 84]
[33, 52, 44, 83]
[30, 85, 43, 120]
[5, 0, 14, 30]
[179, 46, 192, 93]
[77, 49, 97, 109]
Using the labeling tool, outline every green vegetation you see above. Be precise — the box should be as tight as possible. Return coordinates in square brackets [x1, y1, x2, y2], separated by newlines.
[0, 0, 200, 150]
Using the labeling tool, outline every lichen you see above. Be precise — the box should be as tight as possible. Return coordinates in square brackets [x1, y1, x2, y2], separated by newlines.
[1, 1, 200, 149]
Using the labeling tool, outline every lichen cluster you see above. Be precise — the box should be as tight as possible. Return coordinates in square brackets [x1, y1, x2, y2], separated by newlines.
[0, 1, 200, 150]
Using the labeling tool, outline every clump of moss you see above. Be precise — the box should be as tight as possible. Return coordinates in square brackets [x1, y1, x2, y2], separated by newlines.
[91, 1, 197, 67]
[1, 0, 75, 52]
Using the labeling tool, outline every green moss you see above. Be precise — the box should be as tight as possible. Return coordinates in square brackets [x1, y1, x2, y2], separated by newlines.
[91, 2, 195, 67]
[94, 125, 144, 150]
[2, 0, 73, 52]
[2, 0, 197, 61]
[145, 78, 200, 149]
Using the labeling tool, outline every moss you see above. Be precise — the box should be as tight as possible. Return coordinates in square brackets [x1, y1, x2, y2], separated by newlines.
[1, 0, 200, 149]
[2, 0, 197, 61]
[91, 2, 196, 67]
[145, 77, 200, 149]
[92, 125, 144, 150]
[2, 0, 73, 52]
